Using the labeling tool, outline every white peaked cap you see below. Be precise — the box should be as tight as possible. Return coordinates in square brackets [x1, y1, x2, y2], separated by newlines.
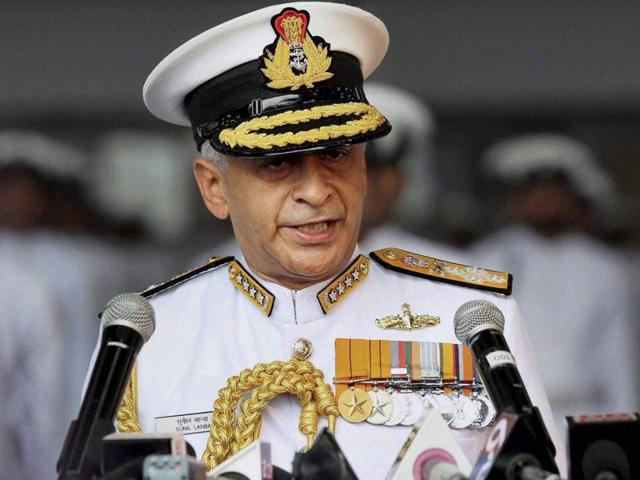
[144, 2, 389, 127]
[483, 133, 614, 205]
[0, 130, 85, 181]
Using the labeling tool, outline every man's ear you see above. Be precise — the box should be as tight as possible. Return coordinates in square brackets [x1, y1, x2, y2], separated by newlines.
[193, 157, 229, 219]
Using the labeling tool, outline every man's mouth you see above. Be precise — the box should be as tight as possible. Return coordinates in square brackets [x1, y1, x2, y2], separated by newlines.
[297, 221, 330, 234]
[282, 219, 339, 244]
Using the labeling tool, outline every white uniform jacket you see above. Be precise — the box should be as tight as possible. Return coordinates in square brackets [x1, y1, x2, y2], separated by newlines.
[125, 248, 566, 477]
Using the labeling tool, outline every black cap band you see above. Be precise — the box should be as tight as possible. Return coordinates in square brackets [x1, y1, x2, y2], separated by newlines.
[185, 52, 364, 150]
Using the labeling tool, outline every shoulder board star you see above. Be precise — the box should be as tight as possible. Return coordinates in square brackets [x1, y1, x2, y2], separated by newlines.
[140, 256, 234, 299]
[228, 260, 275, 316]
[317, 255, 369, 313]
[370, 247, 512, 295]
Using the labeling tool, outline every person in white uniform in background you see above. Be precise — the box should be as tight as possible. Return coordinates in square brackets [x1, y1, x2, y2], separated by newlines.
[0, 257, 63, 480]
[101, 3, 566, 477]
[359, 82, 467, 262]
[0, 130, 127, 469]
[472, 133, 639, 433]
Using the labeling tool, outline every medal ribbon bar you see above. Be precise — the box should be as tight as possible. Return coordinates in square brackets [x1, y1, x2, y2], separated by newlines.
[334, 338, 496, 428]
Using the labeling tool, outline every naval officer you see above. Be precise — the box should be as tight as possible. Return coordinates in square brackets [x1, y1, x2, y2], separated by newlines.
[112, 2, 566, 477]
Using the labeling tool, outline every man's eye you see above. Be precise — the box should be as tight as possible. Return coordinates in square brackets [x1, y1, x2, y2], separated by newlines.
[265, 158, 289, 170]
[321, 148, 348, 160]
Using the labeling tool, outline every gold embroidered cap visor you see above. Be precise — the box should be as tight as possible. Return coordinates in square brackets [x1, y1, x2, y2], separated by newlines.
[143, 2, 391, 156]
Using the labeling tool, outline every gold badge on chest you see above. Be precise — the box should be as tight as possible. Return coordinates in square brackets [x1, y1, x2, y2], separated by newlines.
[376, 303, 440, 330]
[337, 387, 372, 423]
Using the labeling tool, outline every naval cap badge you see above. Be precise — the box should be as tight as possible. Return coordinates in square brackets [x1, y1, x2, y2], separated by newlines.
[261, 7, 334, 90]
[375, 303, 440, 330]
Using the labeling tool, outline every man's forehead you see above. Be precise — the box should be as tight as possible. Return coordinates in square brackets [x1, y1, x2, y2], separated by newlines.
[225, 143, 365, 162]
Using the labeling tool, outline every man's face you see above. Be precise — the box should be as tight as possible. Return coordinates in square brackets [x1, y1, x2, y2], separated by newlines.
[194, 144, 367, 289]
[507, 175, 584, 236]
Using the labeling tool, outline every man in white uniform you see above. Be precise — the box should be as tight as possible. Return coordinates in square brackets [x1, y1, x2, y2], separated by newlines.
[473, 133, 639, 434]
[113, 3, 566, 477]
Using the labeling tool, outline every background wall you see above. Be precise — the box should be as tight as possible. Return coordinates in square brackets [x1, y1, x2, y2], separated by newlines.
[2, 0, 639, 243]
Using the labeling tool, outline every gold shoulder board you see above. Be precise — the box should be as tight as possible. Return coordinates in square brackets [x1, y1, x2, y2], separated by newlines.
[370, 247, 512, 295]
[140, 256, 234, 299]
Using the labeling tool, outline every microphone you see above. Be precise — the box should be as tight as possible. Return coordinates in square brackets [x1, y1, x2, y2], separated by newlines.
[292, 428, 357, 480]
[101, 432, 194, 475]
[386, 407, 472, 480]
[567, 412, 639, 480]
[454, 300, 557, 475]
[57, 293, 155, 479]
[454, 300, 532, 416]
[209, 440, 277, 480]
[419, 449, 468, 480]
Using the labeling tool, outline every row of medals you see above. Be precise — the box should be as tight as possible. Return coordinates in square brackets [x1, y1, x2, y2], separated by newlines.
[337, 386, 496, 429]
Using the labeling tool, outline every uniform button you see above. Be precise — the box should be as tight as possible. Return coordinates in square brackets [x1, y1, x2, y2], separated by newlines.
[292, 337, 313, 360]
[384, 249, 398, 260]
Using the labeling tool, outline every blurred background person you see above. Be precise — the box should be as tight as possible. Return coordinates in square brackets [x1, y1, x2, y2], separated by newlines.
[91, 130, 199, 283]
[0, 257, 63, 480]
[0, 130, 199, 476]
[359, 82, 469, 261]
[471, 133, 639, 432]
[0, 131, 131, 472]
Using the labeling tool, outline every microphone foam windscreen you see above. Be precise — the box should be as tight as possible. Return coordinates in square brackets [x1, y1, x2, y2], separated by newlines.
[101, 293, 155, 342]
[454, 299, 505, 344]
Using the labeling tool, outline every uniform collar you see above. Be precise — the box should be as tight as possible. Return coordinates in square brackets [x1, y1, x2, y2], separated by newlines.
[227, 248, 369, 323]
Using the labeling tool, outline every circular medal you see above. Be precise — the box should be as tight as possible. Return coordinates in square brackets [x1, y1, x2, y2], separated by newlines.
[384, 391, 408, 426]
[401, 393, 425, 426]
[338, 387, 372, 423]
[471, 394, 496, 429]
[421, 392, 437, 409]
[449, 393, 476, 429]
[367, 390, 394, 425]
[430, 392, 455, 425]
[469, 395, 486, 430]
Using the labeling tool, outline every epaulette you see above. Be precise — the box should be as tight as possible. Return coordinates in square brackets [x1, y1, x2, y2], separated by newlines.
[140, 256, 234, 299]
[370, 247, 512, 295]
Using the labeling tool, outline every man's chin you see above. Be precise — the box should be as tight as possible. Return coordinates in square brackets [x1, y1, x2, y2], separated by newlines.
[285, 250, 351, 284]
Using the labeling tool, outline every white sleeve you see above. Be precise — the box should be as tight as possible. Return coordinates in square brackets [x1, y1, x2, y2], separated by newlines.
[501, 296, 568, 477]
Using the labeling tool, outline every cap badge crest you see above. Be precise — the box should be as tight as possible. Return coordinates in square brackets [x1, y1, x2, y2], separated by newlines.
[261, 8, 334, 90]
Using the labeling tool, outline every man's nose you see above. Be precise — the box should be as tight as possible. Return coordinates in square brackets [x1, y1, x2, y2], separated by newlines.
[291, 156, 333, 207]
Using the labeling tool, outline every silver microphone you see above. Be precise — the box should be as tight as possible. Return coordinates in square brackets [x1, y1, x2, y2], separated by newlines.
[454, 298, 505, 344]
[57, 293, 156, 479]
[454, 299, 559, 477]
[101, 292, 155, 341]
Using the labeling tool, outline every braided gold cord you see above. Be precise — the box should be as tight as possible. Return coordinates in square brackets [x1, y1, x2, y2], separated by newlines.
[218, 102, 386, 150]
[117, 366, 142, 433]
[300, 401, 318, 450]
[202, 358, 337, 471]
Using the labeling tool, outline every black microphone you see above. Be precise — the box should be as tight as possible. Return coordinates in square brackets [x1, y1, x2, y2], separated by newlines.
[57, 293, 155, 480]
[454, 300, 532, 416]
[453, 300, 557, 472]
